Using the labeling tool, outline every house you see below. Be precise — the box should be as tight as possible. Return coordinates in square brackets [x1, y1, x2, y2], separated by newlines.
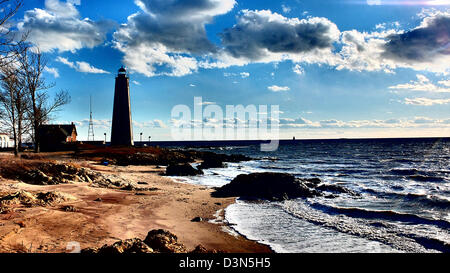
[0, 133, 12, 149]
[37, 123, 78, 151]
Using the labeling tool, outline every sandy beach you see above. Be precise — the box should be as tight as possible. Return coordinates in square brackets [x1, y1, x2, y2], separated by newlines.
[0, 153, 271, 253]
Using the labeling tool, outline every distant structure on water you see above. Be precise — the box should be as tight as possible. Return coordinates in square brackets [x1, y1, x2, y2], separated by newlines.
[111, 67, 134, 146]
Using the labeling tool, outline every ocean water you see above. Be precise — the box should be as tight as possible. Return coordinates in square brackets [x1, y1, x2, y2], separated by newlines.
[171, 138, 450, 253]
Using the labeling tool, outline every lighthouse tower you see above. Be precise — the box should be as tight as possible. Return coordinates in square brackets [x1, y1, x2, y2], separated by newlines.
[111, 67, 134, 146]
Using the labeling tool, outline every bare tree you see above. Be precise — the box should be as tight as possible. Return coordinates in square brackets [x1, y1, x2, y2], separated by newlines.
[0, 0, 25, 65]
[17, 45, 71, 153]
[0, 63, 28, 156]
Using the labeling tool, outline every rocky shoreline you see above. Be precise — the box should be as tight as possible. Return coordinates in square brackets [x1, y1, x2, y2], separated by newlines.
[0, 149, 271, 253]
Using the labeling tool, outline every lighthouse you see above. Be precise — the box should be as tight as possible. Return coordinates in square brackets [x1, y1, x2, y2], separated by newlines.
[111, 67, 134, 146]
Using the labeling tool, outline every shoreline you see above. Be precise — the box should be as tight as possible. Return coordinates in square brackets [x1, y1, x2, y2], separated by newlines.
[0, 153, 272, 253]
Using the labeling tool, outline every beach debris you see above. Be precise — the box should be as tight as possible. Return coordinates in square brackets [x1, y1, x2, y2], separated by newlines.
[191, 217, 203, 222]
[165, 163, 204, 176]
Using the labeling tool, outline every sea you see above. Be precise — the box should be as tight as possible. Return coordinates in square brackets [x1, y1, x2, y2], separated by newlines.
[170, 138, 450, 253]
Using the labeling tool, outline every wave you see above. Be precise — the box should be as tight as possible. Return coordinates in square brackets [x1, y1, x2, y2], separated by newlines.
[281, 200, 449, 253]
[390, 168, 418, 175]
[309, 203, 450, 230]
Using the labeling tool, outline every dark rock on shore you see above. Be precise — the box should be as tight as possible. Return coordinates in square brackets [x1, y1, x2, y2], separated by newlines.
[166, 164, 203, 176]
[191, 217, 203, 222]
[213, 172, 360, 200]
[199, 158, 225, 169]
[143, 229, 187, 253]
[212, 173, 320, 201]
[82, 229, 220, 254]
[82, 238, 154, 254]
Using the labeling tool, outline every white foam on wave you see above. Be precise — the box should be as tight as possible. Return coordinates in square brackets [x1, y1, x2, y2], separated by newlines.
[225, 199, 401, 253]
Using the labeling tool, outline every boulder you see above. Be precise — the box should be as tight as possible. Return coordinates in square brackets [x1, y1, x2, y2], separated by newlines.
[165, 164, 203, 176]
[190, 244, 222, 253]
[199, 158, 225, 169]
[213, 172, 320, 201]
[143, 229, 187, 253]
[82, 239, 153, 254]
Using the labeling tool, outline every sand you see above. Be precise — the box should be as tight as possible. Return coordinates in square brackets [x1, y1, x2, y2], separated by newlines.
[0, 155, 271, 253]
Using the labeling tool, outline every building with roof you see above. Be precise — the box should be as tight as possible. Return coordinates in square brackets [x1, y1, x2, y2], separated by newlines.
[37, 123, 78, 151]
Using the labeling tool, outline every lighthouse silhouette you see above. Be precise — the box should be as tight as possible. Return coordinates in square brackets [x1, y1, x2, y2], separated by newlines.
[111, 67, 134, 146]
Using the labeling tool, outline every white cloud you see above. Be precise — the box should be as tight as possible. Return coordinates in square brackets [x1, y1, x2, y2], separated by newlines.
[113, 0, 236, 77]
[438, 80, 450, 87]
[279, 116, 450, 129]
[56, 57, 110, 74]
[240, 72, 250, 78]
[133, 119, 167, 129]
[404, 97, 450, 106]
[268, 85, 290, 92]
[281, 4, 291, 13]
[18, 0, 113, 52]
[44, 67, 59, 78]
[389, 74, 450, 92]
[132, 80, 141, 85]
[367, 0, 381, 5]
[113, 6, 450, 78]
[293, 64, 304, 75]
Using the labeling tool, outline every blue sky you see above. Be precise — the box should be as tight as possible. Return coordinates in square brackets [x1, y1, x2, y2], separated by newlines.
[9, 0, 450, 141]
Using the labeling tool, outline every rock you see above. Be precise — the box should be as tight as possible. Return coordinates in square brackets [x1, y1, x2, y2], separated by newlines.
[82, 239, 153, 254]
[212, 172, 320, 201]
[121, 183, 136, 191]
[190, 244, 222, 253]
[165, 164, 203, 176]
[94, 198, 102, 202]
[143, 229, 187, 253]
[191, 217, 203, 222]
[138, 182, 148, 185]
[199, 158, 225, 169]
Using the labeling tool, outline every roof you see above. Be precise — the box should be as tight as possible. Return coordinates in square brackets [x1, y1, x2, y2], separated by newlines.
[39, 124, 77, 137]
[118, 67, 126, 73]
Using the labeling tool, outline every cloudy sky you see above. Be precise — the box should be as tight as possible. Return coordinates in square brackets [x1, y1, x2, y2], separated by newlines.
[9, 0, 450, 141]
